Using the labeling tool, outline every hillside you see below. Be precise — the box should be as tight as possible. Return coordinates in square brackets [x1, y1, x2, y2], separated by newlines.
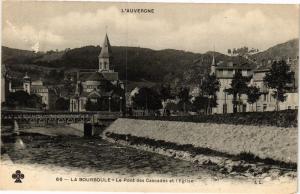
[2, 45, 204, 83]
[2, 38, 298, 86]
[250, 39, 299, 62]
[2, 46, 41, 64]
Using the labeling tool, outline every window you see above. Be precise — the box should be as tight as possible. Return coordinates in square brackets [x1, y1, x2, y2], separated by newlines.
[242, 104, 247, 112]
[263, 94, 267, 101]
[288, 106, 291, 110]
[223, 104, 227, 114]
[100, 62, 102, 69]
[223, 70, 228, 76]
[256, 105, 261, 112]
[104, 62, 107, 69]
[263, 104, 267, 111]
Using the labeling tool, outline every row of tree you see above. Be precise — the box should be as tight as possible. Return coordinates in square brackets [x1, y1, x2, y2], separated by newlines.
[131, 60, 294, 114]
[3, 91, 46, 109]
[227, 46, 259, 56]
[217, 60, 293, 112]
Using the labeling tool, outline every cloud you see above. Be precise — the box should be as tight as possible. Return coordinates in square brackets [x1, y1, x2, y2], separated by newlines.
[163, 9, 298, 53]
[4, 20, 65, 51]
[2, 7, 298, 53]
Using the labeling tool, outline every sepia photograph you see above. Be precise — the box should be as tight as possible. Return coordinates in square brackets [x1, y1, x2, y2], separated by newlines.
[0, 1, 299, 193]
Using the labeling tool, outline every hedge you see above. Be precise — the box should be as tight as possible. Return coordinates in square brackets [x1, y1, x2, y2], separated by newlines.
[126, 110, 297, 128]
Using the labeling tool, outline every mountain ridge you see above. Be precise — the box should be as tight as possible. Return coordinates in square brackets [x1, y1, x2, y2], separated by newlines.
[2, 38, 299, 86]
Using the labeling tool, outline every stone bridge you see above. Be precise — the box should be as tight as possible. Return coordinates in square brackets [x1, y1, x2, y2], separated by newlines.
[1, 110, 121, 128]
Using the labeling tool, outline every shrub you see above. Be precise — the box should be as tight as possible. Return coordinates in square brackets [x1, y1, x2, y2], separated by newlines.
[126, 110, 297, 127]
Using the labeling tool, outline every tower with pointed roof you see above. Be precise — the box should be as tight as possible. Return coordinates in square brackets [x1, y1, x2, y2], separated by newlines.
[210, 55, 216, 75]
[99, 33, 113, 72]
[69, 33, 122, 112]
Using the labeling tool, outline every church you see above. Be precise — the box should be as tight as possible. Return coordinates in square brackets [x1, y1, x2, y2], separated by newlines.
[69, 33, 125, 112]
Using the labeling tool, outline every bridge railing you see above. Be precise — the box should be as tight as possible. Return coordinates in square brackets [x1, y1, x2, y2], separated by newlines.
[1, 110, 122, 121]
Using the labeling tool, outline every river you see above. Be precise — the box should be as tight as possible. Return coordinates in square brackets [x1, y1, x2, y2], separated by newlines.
[1, 130, 223, 179]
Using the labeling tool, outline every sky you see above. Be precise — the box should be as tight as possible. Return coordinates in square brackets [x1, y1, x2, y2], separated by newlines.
[2, 2, 300, 54]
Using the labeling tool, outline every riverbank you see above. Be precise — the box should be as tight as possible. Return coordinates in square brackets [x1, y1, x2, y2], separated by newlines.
[103, 118, 297, 180]
[104, 119, 297, 163]
[0, 130, 296, 193]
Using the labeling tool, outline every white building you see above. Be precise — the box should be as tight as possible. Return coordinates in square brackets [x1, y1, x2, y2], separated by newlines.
[211, 56, 298, 114]
[211, 56, 256, 114]
[9, 73, 55, 110]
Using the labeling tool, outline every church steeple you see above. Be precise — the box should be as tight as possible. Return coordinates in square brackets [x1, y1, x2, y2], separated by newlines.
[210, 54, 216, 75]
[99, 33, 113, 72]
[210, 45, 216, 75]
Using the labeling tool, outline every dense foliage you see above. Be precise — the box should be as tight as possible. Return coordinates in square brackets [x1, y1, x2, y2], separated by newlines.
[55, 97, 70, 111]
[264, 60, 294, 111]
[2, 46, 202, 83]
[4, 91, 43, 109]
[225, 71, 251, 113]
[200, 73, 220, 113]
[246, 86, 261, 111]
[127, 110, 297, 128]
[132, 87, 162, 111]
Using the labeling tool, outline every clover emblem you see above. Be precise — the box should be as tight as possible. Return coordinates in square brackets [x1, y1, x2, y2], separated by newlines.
[12, 170, 24, 183]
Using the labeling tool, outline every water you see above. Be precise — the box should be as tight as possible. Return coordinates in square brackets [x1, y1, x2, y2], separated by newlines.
[1, 130, 220, 179]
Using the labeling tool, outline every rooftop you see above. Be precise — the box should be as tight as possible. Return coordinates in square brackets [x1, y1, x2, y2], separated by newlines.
[215, 56, 257, 70]
[86, 72, 106, 81]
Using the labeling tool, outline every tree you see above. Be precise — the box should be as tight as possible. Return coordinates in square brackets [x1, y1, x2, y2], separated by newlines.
[132, 87, 162, 112]
[28, 94, 42, 109]
[55, 97, 69, 111]
[227, 49, 232, 55]
[6, 91, 27, 108]
[62, 76, 75, 97]
[225, 71, 250, 113]
[177, 87, 191, 113]
[200, 73, 220, 114]
[159, 84, 172, 115]
[246, 86, 261, 112]
[165, 101, 178, 113]
[85, 98, 103, 111]
[192, 96, 208, 113]
[6, 91, 42, 109]
[264, 60, 293, 111]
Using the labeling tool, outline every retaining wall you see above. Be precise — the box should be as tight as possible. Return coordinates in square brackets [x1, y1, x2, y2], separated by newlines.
[104, 118, 297, 163]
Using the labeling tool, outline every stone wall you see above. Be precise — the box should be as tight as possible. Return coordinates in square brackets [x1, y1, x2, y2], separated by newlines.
[104, 118, 297, 163]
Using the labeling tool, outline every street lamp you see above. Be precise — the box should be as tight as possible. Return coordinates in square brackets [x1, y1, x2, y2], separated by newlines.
[119, 96, 123, 113]
[108, 96, 111, 112]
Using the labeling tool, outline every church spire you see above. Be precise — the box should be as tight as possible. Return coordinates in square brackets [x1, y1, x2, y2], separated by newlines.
[99, 33, 113, 72]
[99, 33, 112, 58]
[210, 46, 216, 75]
